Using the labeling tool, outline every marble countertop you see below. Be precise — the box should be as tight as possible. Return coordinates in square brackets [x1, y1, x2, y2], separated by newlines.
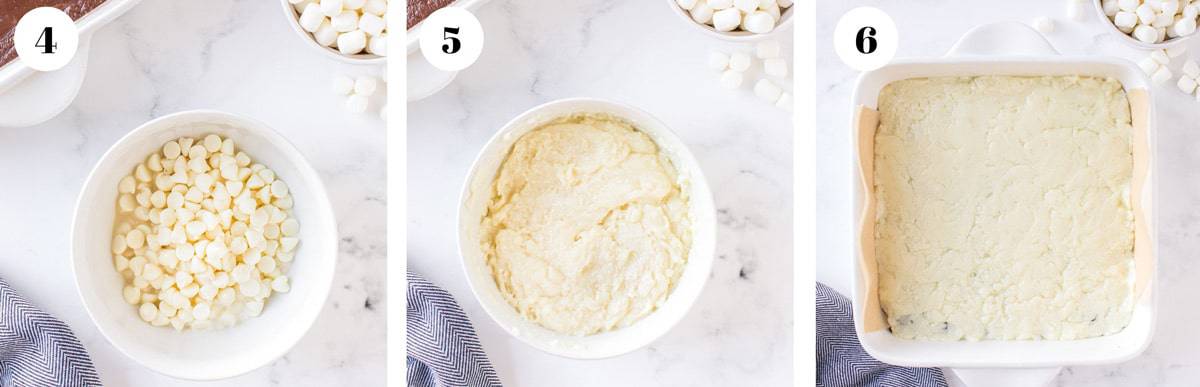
[817, 1, 1200, 385]
[407, 0, 792, 385]
[0, 1, 385, 385]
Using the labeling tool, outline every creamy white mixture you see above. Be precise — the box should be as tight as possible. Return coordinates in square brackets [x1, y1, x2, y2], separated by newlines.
[481, 114, 691, 336]
[874, 76, 1134, 341]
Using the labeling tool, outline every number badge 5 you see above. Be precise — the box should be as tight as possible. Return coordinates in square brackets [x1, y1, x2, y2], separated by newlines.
[420, 8, 484, 72]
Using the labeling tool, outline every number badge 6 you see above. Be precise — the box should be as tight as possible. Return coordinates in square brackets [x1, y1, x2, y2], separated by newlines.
[420, 8, 484, 72]
[834, 6, 896, 72]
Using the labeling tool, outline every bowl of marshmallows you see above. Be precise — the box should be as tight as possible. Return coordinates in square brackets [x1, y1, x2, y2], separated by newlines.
[282, 0, 388, 64]
[669, 0, 793, 41]
[1097, 0, 1199, 48]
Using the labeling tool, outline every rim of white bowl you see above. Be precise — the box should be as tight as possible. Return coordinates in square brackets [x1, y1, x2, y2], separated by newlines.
[456, 97, 717, 359]
[664, 0, 794, 43]
[70, 109, 339, 380]
[1092, 0, 1194, 50]
[278, 0, 387, 65]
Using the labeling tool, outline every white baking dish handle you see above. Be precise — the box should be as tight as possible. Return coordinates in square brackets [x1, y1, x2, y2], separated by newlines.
[942, 21, 1066, 387]
[952, 367, 1061, 387]
[0, 34, 91, 128]
[946, 22, 1060, 58]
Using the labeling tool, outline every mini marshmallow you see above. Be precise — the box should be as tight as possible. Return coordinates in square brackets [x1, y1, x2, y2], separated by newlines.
[777, 0, 792, 7]
[362, 0, 386, 15]
[708, 51, 730, 71]
[1174, 17, 1197, 36]
[1152, 49, 1171, 64]
[742, 11, 776, 34]
[764, 58, 788, 77]
[691, 1, 714, 24]
[709, 0, 733, 9]
[359, 12, 386, 36]
[1136, 4, 1156, 24]
[354, 76, 378, 96]
[320, 0, 343, 17]
[1184, 59, 1200, 78]
[367, 33, 387, 56]
[1158, 26, 1168, 42]
[331, 10, 359, 33]
[344, 0, 366, 9]
[1152, 66, 1173, 84]
[337, 30, 367, 55]
[677, 0, 698, 10]
[712, 8, 742, 31]
[364, 0, 387, 15]
[1114, 11, 1139, 29]
[734, 0, 758, 13]
[332, 74, 354, 95]
[1138, 56, 1162, 75]
[1154, 13, 1175, 28]
[761, 3, 781, 21]
[1103, 0, 1121, 16]
[1168, 44, 1188, 57]
[313, 20, 339, 47]
[1134, 25, 1160, 43]
[1162, 0, 1181, 14]
[728, 51, 751, 71]
[720, 70, 744, 89]
[298, 3, 325, 32]
[345, 94, 369, 113]
[1118, 0, 1139, 12]
[1178, 75, 1198, 93]
[756, 40, 780, 59]
[753, 79, 783, 102]
[1033, 17, 1055, 33]
[776, 92, 792, 112]
[293, 0, 314, 13]
[1185, 4, 1199, 19]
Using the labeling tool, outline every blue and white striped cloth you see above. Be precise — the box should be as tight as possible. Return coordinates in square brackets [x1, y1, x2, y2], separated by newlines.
[407, 272, 502, 387]
[0, 278, 101, 387]
[817, 282, 946, 387]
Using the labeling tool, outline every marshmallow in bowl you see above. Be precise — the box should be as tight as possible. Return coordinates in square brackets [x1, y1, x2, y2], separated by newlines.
[290, 0, 388, 57]
[1102, 0, 1200, 44]
[112, 134, 300, 331]
[682, 0, 790, 35]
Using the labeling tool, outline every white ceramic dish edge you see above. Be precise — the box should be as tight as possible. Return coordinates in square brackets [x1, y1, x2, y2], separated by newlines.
[850, 23, 1157, 384]
[71, 110, 340, 380]
[456, 98, 716, 359]
[405, 0, 493, 55]
[0, 0, 141, 128]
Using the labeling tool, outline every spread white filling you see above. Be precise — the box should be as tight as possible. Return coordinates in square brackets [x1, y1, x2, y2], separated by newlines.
[482, 114, 691, 336]
[874, 76, 1135, 341]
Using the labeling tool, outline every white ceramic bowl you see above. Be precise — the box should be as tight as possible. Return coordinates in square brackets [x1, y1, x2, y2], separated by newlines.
[71, 110, 339, 380]
[457, 98, 716, 359]
[279, 0, 386, 65]
[664, 0, 793, 43]
[1092, 0, 1195, 49]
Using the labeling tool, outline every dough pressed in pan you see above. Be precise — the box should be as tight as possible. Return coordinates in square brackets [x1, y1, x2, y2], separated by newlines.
[481, 114, 691, 336]
[873, 75, 1135, 341]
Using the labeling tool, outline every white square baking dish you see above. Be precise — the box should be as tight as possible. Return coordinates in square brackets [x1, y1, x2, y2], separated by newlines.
[849, 23, 1157, 373]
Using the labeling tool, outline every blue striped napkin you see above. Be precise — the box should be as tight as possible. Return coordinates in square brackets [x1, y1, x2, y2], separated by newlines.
[817, 282, 946, 387]
[0, 278, 101, 387]
[407, 272, 502, 387]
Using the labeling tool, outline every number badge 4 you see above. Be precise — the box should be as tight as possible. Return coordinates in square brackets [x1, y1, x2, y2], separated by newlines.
[14, 7, 79, 71]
